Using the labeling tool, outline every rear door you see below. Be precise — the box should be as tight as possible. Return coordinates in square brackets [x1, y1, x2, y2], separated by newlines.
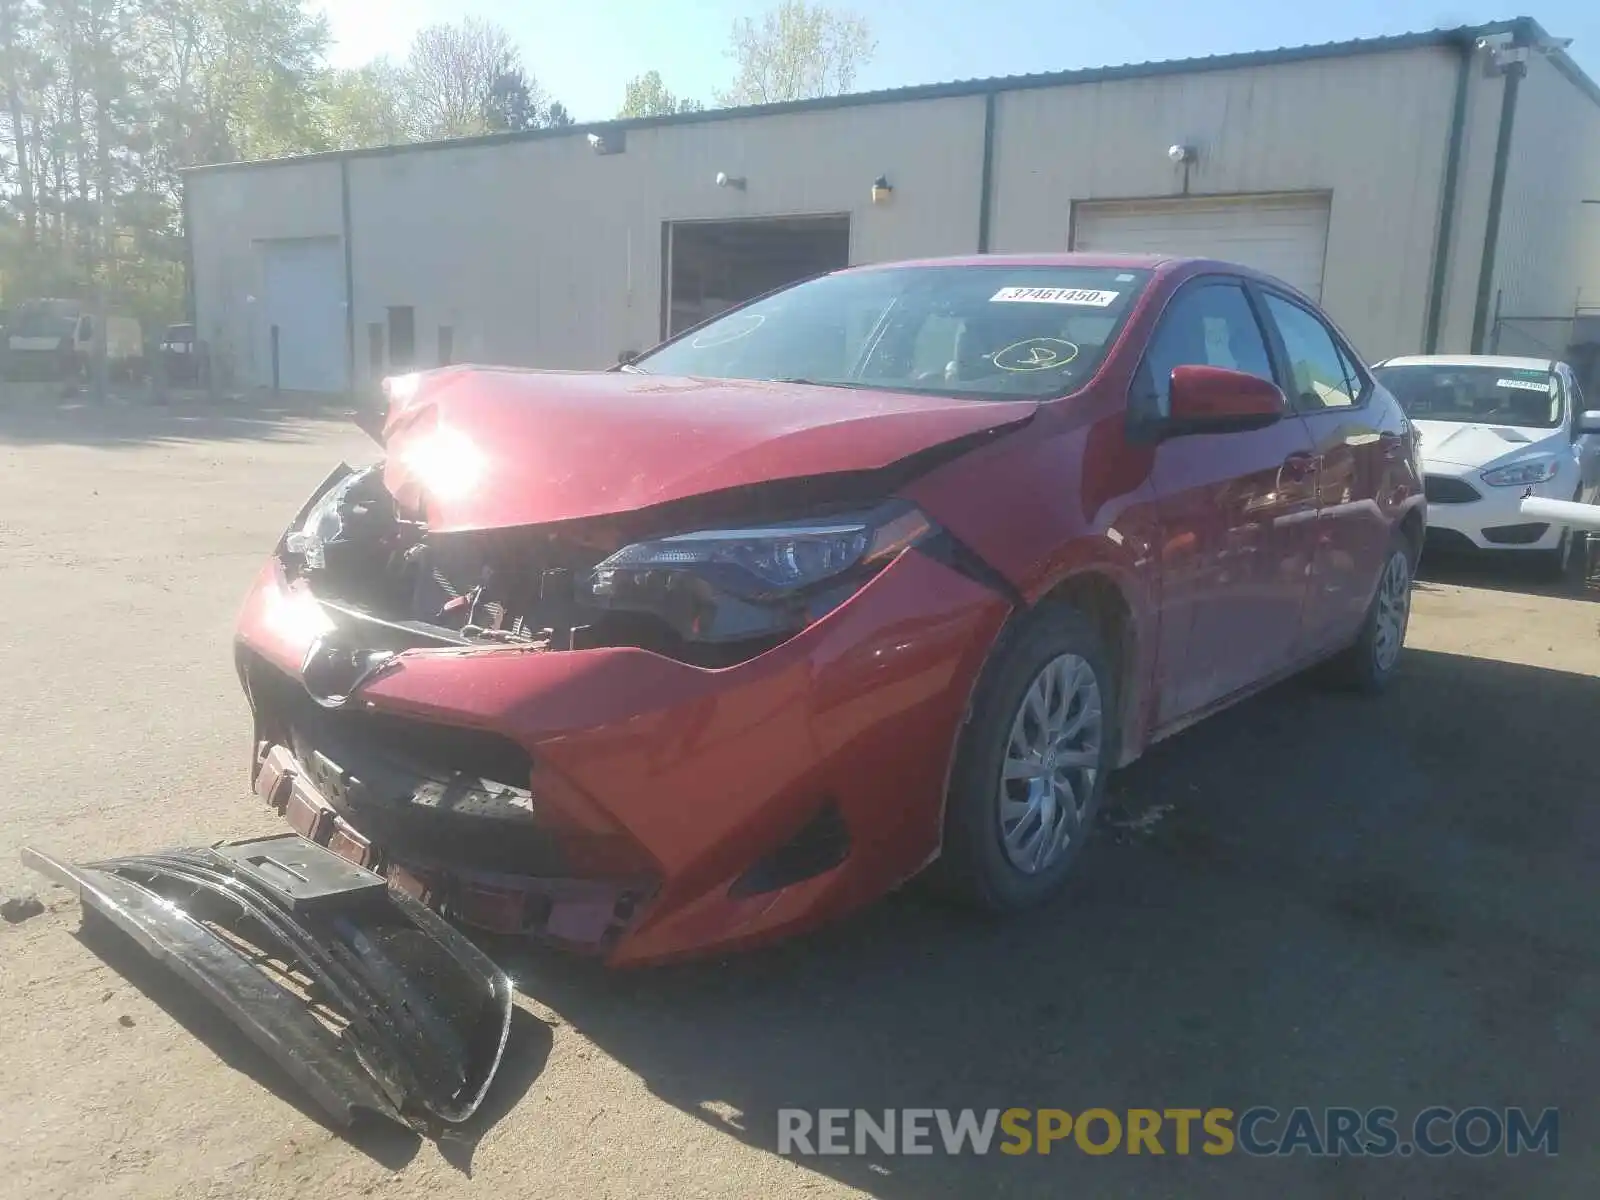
[1256, 290, 1389, 652]
[1138, 278, 1319, 726]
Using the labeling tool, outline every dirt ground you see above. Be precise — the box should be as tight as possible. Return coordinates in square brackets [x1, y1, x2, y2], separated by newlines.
[0, 397, 1596, 1199]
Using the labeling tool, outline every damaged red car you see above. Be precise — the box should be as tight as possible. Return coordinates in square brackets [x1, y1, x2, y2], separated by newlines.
[234, 254, 1424, 966]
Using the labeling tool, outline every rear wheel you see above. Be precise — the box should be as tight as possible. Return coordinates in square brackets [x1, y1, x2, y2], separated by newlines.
[1326, 537, 1413, 693]
[933, 604, 1116, 912]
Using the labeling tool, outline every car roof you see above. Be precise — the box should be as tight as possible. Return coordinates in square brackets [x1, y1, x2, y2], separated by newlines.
[1377, 353, 1556, 372]
[841, 252, 1280, 277]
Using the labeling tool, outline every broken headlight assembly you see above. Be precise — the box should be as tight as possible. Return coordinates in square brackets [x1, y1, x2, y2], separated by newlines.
[587, 502, 936, 643]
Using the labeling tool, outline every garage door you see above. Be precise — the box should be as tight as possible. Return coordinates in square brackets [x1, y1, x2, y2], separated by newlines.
[259, 237, 347, 393]
[1073, 194, 1331, 301]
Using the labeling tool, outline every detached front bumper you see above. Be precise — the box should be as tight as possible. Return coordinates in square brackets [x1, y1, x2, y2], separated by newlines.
[1422, 463, 1570, 552]
[236, 545, 1011, 966]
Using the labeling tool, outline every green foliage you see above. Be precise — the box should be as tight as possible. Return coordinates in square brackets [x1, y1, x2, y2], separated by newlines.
[618, 70, 705, 119]
[716, 1, 875, 106]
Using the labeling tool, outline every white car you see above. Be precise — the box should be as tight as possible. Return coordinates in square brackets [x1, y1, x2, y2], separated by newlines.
[1371, 354, 1600, 574]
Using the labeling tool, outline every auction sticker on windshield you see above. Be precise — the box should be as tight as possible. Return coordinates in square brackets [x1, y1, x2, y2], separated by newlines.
[1495, 377, 1550, 393]
[990, 287, 1121, 307]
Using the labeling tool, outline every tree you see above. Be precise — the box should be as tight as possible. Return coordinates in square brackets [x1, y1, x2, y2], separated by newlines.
[404, 16, 523, 140]
[715, 1, 874, 107]
[320, 61, 408, 151]
[485, 66, 539, 132]
[618, 70, 703, 118]
[541, 100, 572, 128]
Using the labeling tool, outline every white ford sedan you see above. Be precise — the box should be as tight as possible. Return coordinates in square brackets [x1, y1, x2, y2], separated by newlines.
[1372, 355, 1600, 574]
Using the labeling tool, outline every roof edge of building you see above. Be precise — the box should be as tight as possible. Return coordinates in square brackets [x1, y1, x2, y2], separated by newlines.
[183, 17, 1587, 178]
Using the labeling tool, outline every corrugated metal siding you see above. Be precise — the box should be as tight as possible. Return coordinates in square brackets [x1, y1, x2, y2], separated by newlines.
[186, 160, 344, 389]
[1484, 54, 1600, 354]
[342, 96, 987, 378]
[988, 46, 1461, 362]
[1072, 194, 1332, 299]
[1430, 60, 1505, 355]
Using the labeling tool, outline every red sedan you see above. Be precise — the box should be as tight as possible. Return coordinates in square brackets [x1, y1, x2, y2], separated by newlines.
[235, 254, 1424, 965]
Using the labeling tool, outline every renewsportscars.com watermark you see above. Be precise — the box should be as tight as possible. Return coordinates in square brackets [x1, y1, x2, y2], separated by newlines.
[778, 1107, 1560, 1158]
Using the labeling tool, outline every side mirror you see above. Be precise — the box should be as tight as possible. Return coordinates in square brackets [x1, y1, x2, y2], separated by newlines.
[1164, 365, 1286, 435]
[1577, 409, 1600, 434]
[617, 349, 639, 366]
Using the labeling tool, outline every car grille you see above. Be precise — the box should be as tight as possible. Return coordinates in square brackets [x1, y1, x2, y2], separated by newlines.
[1424, 475, 1481, 504]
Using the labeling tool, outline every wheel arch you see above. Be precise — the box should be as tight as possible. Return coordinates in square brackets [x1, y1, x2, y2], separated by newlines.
[1033, 567, 1142, 768]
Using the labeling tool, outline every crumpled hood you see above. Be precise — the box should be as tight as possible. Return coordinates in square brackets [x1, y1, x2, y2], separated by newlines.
[376, 367, 1038, 531]
[1413, 419, 1559, 469]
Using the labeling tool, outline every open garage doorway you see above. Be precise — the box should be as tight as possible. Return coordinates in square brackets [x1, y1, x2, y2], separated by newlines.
[663, 215, 850, 338]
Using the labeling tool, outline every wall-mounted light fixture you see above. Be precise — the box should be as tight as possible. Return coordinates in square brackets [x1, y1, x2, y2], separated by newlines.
[715, 171, 746, 190]
[1167, 143, 1196, 165]
[586, 130, 626, 155]
[871, 175, 894, 204]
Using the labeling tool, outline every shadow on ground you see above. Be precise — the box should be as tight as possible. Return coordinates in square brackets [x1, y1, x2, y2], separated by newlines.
[0, 386, 361, 448]
[496, 647, 1598, 1199]
[1419, 545, 1600, 603]
[71, 912, 552, 1177]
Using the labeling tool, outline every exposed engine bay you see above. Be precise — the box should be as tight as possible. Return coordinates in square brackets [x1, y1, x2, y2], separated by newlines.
[280, 461, 935, 669]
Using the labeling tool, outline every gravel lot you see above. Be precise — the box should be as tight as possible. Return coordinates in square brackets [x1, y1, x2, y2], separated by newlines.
[1, 398, 1596, 1199]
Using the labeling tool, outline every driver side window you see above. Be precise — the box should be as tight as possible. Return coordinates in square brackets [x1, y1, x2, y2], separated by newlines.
[1136, 281, 1275, 419]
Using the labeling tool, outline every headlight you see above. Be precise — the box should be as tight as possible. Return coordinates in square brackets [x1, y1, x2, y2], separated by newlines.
[588, 502, 936, 643]
[284, 468, 371, 569]
[1481, 456, 1560, 488]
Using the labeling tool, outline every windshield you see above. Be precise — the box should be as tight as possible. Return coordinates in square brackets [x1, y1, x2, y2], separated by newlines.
[632, 265, 1151, 399]
[11, 306, 76, 339]
[1375, 363, 1562, 429]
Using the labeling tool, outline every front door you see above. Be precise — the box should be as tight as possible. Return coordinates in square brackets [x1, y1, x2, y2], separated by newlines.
[1136, 278, 1319, 726]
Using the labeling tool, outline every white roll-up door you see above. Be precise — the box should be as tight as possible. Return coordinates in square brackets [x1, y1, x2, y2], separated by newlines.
[260, 237, 347, 393]
[1073, 194, 1331, 301]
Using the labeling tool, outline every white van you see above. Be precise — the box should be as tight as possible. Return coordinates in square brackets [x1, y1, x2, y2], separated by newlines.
[5, 299, 145, 380]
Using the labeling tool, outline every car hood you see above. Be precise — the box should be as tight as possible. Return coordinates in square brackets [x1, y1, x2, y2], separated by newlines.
[374, 367, 1038, 531]
[1413, 419, 1562, 469]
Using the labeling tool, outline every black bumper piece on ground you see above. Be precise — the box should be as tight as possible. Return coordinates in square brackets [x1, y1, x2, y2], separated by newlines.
[21, 833, 512, 1130]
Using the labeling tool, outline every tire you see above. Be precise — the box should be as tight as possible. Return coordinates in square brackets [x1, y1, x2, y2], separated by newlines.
[1533, 521, 1584, 583]
[1326, 535, 1413, 694]
[932, 603, 1117, 912]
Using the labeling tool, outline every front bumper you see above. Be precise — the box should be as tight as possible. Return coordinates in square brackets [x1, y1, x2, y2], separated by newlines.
[1422, 464, 1570, 552]
[236, 545, 1011, 966]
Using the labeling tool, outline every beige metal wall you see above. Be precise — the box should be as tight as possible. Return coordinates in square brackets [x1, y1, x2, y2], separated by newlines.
[340, 95, 986, 382]
[1429, 57, 1507, 355]
[186, 158, 345, 388]
[988, 45, 1464, 362]
[187, 42, 1600, 387]
[1485, 55, 1600, 353]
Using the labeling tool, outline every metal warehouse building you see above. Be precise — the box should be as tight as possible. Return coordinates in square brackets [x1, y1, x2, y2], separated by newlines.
[185, 17, 1600, 395]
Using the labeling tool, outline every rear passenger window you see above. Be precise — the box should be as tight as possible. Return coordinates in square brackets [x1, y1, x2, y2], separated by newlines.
[1265, 294, 1362, 410]
[1138, 282, 1275, 418]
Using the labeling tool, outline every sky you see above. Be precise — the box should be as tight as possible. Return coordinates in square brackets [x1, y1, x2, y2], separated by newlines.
[313, 0, 1600, 122]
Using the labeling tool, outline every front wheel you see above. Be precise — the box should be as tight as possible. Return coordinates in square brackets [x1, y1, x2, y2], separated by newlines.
[1326, 538, 1413, 693]
[932, 605, 1116, 912]
[1533, 523, 1584, 583]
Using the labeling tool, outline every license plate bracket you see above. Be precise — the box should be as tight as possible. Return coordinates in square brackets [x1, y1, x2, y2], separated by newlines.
[212, 832, 387, 911]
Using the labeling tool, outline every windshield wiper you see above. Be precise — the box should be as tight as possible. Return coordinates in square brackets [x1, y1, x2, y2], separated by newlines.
[765, 377, 871, 390]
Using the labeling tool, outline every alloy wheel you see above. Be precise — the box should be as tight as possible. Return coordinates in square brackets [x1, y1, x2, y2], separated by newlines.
[997, 653, 1103, 875]
[1372, 550, 1411, 674]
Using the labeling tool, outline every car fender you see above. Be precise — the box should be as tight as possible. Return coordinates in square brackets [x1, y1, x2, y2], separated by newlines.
[903, 399, 1162, 767]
